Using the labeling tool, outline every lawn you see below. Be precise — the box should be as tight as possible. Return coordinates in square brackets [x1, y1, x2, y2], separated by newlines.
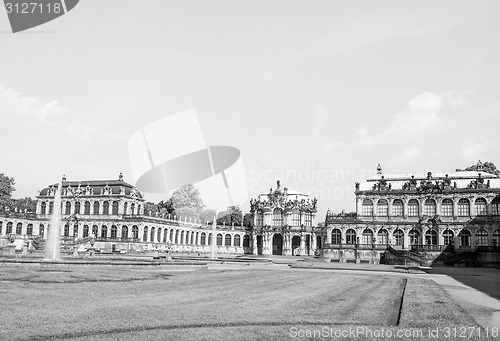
[0, 265, 488, 340]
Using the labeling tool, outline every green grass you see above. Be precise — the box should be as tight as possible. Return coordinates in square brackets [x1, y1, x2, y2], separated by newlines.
[0, 265, 488, 340]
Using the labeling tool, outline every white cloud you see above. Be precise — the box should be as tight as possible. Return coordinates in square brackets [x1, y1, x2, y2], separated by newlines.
[321, 141, 343, 153]
[65, 118, 96, 142]
[0, 84, 65, 121]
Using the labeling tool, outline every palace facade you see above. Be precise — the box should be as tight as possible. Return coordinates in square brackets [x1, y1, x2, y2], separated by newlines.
[249, 180, 320, 256]
[323, 162, 500, 265]
[0, 174, 248, 255]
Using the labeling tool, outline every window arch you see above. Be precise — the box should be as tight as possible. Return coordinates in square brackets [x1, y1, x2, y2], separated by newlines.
[49, 202, 54, 214]
[443, 229, 454, 245]
[378, 229, 388, 245]
[243, 235, 249, 247]
[130, 203, 135, 215]
[458, 229, 471, 247]
[255, 212, 263, 227]
[492, 197, 500, 216]
[393, 229, 404, 246]
[132, 225, 139, 239]
[377, 199, 388, 216]
[65, 202, 71, 215]
[92, 224, 98, 236]
[475, 228, 488, 246]
[362, 199, 373, 216]
[157, 228, 162, 243]
[346, 229, 356, 245]
[101, 225, 108, 238]
[216, 233, 223, 246]
[111, 225, 117, 238]
[273, 208, 283, 227]
[292, 209, 301, 226]
[143, 226, 148, 241]
[121, 225, 128, 239]
[93, 201, 100, 215]
[27, 224, 33, 235]
[74, 202, 81, 214]
[225, 234, 232, 246]
[392, 199, 403, 216]
[458, 199, 470, 216]
[64, 224, 70, 236]
[234, 234, 241, 247]
[169, 229, 174, 243]
[475, 198, 487, 216]
[441, 199, 453, 216]
[150, 227, 156, 242]
[41, 202, 47, 214]
[201, 232, 207, 245]
[84, 201, 91, 214]
[112, 201, 119, 215]
[331, 228, 341, 244]
[103, 201, 110, 215]
[425, 229, 437, 245]
[362, 228, 373, 244]
[409, 228, 420, 245]
[424, 199, 436, 216]
[6, 222, 13, 234]
[408, 199, 419, 217]
[16, 222, 23, 234]
[83, 225, 89, 238]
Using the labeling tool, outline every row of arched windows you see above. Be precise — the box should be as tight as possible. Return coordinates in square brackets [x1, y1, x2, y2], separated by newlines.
[40, 201, 141, 215]
[361, 197, 498, 217]
[0, 222, 34, 235]
[330, 228, 500, 246]
[255, 209, 313, 227]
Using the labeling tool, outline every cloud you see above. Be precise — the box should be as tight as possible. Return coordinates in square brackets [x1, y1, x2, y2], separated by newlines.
[311, 105, 330, 139]
[353, 91, 469, 147]
[460, 137, 499, 161]
[321, 141, 343, 153]
[0, 84, 65, 121]
[65, 118, 96, 142]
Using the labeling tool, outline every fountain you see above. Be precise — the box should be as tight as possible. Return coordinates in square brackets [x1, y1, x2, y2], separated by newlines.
[45, 181, 62, 261]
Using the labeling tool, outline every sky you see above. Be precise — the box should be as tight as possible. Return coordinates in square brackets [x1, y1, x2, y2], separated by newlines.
[1, 0, 500, 218]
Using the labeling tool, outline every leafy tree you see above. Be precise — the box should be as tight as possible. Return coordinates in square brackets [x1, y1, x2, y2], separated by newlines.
[157, 199, 175, 216]
[199, 208, 216, 224]
[0, 173, 15, 212]
[175, 207, 198, 221]
[143, 201, 158, 216]
[243, 213, 252, 227]
[13, 197, 36, 213]
[216, 210, 230, 225]
[217, 206, 243, 226]
[460, 161, 500, 176]
[170, 183, 205, 213]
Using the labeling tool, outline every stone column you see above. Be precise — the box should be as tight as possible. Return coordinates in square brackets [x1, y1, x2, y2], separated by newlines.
[403, 229, 409, 250]
[300, 233, 306, 256]
[252, 234, 258, 255]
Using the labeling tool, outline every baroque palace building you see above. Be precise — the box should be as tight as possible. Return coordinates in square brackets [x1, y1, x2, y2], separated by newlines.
[249, 180, 319, 256]
[323, 161, 500, 265]
[0, 174, 249, 255]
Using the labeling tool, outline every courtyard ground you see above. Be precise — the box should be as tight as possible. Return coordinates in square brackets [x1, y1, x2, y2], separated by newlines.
[0, 263, 492, 341]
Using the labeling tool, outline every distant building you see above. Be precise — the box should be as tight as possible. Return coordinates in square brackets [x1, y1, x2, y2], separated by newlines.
[0, 174, 247, 255]
[323, 161, 500, 265]
[249, 180, 319, 256]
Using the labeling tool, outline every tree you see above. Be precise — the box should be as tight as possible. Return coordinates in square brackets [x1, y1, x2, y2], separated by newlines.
[13, 197, 36, 213]
[175, 207, 198, 221]
[170, 184, 205, 213]
[199, 208, 216, 224]
[157, 199, 175, 216]
[243, 213, 252, 227]
[217, 206, 243, 226]
[143, 201, 158, 216]
[0, 173, 15, 212]
[459, 161, 500, 176]
[217, 210, 230, 225]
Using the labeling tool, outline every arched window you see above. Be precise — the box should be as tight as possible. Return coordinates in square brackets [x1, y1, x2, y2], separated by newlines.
[273, 208, 283, 227]
[362, 228, 373, 244]
[103, 201, 110, 215]
[225, 234, 232, 246]
[424, 199, 436, 216]
[392, 199, 403, 216]
[425, 229, 437, 245]
[131, 203, 135, 215]
[64, 224, 69, 236]
[377, 199, 388, 216]
[408, 199, 419, 217]
[163, 231, 168, 243]
[124, 202, 128, 215]
[110, 225, 117, 238]
[441, 199, 453, 216]
[255, 212, 263, 227]
[459, 229, 471, 247]
[39, 224, 44, 237]
[132, 225, 139, 239]
[475, 228, 488, 246]
[443, 229, 454, 245]
[217, 233, 223, 246]
[243, 235, 249, 247]
[331, 228, 342, 244]
[304, 214, 312, 227]
[16, 222, 22, 234]
[393, 229, 404, 246]
[409, 229, 420, 245]
[65, 202, 71, 215]
[180, 230, 185, 244]
[234, 234, 241, 247]
[6, 222, 13, 234]
[362, 199, 373, 216]
[169, 229, 174, 242]
[101, 225, 107, 238]
[492, 197, 500, 216]
[201, 232, 207, 245]
[84, 201, 91, 214]
[157, 228, 162, 243]
[475, 198, 487, 216]
[121, 225, 128, 239]
[27, 224, 33, 235]
[74, 202, 81, 214]
[83, 225, 89, 238]
[346, 229, 356, 245]
[378, 229, 388, 245]
[92, 225, 98, 236]
[150, 227, 155, 242]
[73, 224, 78, 237]
[93, 201, 100, 215]
[41, 202, 47, 214]
[112, 201, 119, 215]
[49, 202, 54, 214]
[458, 199, 470, 216]
[292, 209, 301, 226]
